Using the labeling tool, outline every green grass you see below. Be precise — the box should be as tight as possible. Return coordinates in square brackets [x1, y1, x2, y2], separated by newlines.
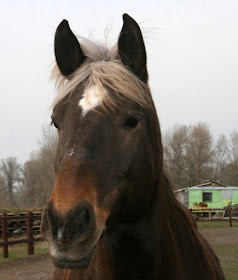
[197, 220, 238, 279]
[197, 220, 238, 229]
[213, 243, 238, 280]
[0, 240, 49, 261]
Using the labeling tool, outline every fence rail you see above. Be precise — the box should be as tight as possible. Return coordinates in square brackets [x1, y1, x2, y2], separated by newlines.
[0, 212, 42, 258]
[189, 207, 238, 227]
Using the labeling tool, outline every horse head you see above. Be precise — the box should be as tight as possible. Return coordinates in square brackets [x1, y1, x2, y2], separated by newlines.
[41, 14, 162, 270]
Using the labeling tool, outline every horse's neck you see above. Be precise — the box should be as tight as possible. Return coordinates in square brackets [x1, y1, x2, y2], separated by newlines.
[105, 220, 159, 279]
[95, 219, 160, 280]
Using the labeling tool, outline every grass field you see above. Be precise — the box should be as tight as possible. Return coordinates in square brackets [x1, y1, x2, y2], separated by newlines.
[198, 221, 238, 280]
[213, 243, 238, 280]
[198, 220, 238, 229]
[0, 240, 49, 261]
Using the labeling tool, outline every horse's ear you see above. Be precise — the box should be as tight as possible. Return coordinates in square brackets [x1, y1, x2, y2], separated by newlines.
[118, 14, 148, 83]
[54, 20, 86, 77]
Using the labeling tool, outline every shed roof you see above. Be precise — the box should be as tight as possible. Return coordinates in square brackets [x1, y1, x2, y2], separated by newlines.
[192, 180, 227, 188]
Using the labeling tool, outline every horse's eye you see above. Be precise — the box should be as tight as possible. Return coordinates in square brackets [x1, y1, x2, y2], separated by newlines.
[51, 120, 59, 130]
[124, 116, 140, 129]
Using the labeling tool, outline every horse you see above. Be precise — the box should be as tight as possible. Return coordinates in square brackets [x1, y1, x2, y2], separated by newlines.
[41, 14, 225, 280]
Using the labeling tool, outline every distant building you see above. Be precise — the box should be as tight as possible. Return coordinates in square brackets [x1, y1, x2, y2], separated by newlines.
[175, 180, 238, 209]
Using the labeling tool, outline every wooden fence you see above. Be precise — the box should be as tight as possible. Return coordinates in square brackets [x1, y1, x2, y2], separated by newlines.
[1, 207, 238, 259]
[0, 212, 42, 258]
[189, 207, 238, 227]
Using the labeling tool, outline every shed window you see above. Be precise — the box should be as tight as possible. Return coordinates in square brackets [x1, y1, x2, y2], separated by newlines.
[203, 192, 212, 203]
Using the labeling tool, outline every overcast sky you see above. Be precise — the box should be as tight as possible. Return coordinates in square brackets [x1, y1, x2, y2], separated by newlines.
[0, 0, 238, 163]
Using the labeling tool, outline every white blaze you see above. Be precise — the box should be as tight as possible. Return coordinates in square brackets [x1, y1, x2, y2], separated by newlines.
[79, 85, 106, 116]
[68, 148, 74, 157]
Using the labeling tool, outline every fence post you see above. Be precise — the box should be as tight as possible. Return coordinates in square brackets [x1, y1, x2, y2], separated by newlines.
[229, 208, 232, 228]
[209, 209, 212, 220]
[2, 213, 8, 258]
[27, 211, 34, 255]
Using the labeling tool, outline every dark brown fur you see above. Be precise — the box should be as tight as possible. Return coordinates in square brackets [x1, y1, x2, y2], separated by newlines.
[41, 14, 225, 280]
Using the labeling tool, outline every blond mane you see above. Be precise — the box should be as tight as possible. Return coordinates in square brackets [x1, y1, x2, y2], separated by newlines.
[51, 38, 151, 109]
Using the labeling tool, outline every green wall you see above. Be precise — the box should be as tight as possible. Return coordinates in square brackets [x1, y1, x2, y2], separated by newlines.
[233, 190, 238, 204]
[189, 189, 238, 208]
[189, 190, 202, 208]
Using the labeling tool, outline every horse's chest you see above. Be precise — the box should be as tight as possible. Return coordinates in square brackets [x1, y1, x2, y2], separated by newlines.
[107, 224, 158, 280]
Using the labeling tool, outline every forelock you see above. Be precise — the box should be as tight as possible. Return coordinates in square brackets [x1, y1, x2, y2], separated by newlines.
[51, 38, 151, 111]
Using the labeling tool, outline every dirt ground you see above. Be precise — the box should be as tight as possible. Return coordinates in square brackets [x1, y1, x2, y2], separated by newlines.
[199, 227, 238, 245]
[0, 227, 238, 280]
[0, 254, 54, 280]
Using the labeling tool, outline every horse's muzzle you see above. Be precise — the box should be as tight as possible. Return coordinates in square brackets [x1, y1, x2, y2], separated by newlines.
[51, 244, 97, 269]
[41, 200, 100, 269]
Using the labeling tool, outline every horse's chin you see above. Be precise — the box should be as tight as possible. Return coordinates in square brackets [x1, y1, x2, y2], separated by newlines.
[51, 245, 97, 270]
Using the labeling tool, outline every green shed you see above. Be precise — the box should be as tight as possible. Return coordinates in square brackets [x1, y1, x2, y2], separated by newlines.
[175, 181, 238, 209]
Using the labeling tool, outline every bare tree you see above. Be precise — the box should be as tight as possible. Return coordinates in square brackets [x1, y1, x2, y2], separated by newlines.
[38, 125, 58, 167]
[213, 134, 228, 181]
[0, 174, 7, 207]
[163, 124, 188, 188]
[185, 123, 213, 186]
[222, 162, 238, 186]
[0, 174, 5, 197]
[0, 157, 22, 206]
[228, 131, 238, 163]
[21, 154, 41, 207]
[37, 125, 58, 205]
[21, 125, 58, 207]
[220, 131, 238, 186]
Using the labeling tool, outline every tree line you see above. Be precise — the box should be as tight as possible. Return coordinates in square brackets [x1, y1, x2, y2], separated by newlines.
[163, 122, 238, 189]
[0, 122, 238, 208]
[0, 126, 57, 208]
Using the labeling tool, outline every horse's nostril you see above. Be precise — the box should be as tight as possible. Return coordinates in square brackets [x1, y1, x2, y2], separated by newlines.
[52, 227, 57, 236]
[74, 209, 91, 238]
[46, 207, 58, 236]
[77, 224, 84, 238]
[81, 209, 90, 225]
